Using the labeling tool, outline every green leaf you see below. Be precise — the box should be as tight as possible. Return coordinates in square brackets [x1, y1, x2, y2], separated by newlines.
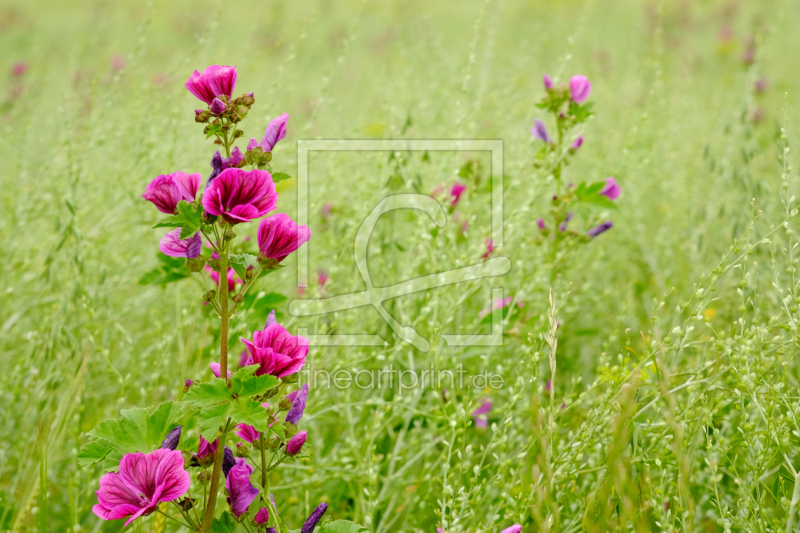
[229, 253, 259, 281]
[257, 264, 285, 279]
[232, 365, 279, 398]
[206, 123, 223, 140]
[272, 171, 292, 183]
[211, 510, 238, 533]
[138, 254, 190, 287]
[152, 201, 206, 240]
[183, 379, 233, 407]
[228, 398, 270, 432]
[316, 520, 369, 533]
[580, 194, 618, 210]
[250, 292, 287, 314]
[79, 401, 183, 470]
[77, 439, 115, 467]
[197, 402, 230, 441]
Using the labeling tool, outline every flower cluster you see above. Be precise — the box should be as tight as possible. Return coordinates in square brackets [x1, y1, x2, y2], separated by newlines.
[88, 65, 329, 533]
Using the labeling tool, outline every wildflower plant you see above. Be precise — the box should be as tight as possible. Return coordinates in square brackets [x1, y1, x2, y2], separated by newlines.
[76, 65, 357, 533]
[531, 74, 620, 278]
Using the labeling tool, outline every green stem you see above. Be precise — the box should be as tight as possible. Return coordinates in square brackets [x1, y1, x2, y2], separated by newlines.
[200, 240, 231, 533]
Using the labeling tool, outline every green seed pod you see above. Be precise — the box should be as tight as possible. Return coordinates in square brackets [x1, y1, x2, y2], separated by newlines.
[203, 290, 217, 302]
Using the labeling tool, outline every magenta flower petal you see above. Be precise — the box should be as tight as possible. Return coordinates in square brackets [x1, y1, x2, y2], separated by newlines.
[450, 183, 466, 207]
[569, 75, 592, 104]
[286, 431, 307, 455]
[196, 437, 218, 462]
[257, 213, 311, 262]
[471, 399, 492, 429]
[481, 238, 494, 260]
[210, 363, 232, 378]
[536, 218, 546, 230]
[185, 65, 237, 105]
[247, 138, 258, 151]
[158, 229, 202, 258]
[285, 384, 309, 424]
[240, 321, 308, 379]
[235, 424, 260, 443]
[142, 172, 200, 214]
[571, 135, 584, 149]
[500, 526, 523, 533]
[259, 113, 290, 152]
[599, 177, 620, 200]
[93, 450, 190, 527]
[225, 458, 259, 517]
[254, 507, 270, 525]
[202, 168, 278, 224]
[587, 221, 613, 237]
[228, 146, 244, 168]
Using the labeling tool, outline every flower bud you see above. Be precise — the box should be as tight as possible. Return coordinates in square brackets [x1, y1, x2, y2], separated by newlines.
[195, 111, 211, 123]
[177, 497, 196, 511]
[209, 98, 226, 115]
[224, 228, 236, 240]
[258, 253, 281, 269]
[286, 431, 307, 455]
[197, 470, 210, 484]
[232, 294, 244, 303]
[185, 254, 207, 272]
[209, 259, 221, 272]
[203, 290, 217, 302]
[264, 151, 273, 162]
[185, 379, 194, 388]
[241, 94, 255, 106]
[235, 443, 251, 457]
[245, 267, 256, 281]
[268, 437, 282, 451]
[279, 397, 293, 410]
[234, 129, 244, 138]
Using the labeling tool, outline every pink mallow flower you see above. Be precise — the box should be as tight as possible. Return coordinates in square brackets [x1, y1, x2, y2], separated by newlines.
[259, 113, 290, 152]
[571, 135, 584, 150]
[543, 73, 553, 90]
[210, 363, 232, 378]
[599, 177, 620, 200]
[202, 168, 278, 224]
[286, 431, 307, 455]
[257, 213, 311, 263]
[142, 172, 201, 214]
[317, 269, 328, 287]
[236, 423, 261, 443]
[225, 458, 259, 518]
[159, 229, 202, 259]
[471, 400, 492, 429]
[92, 449, 190, 527]
[12, 61, 28, 76]
[481, 238, 494, 259]
[500, 526, 523, 533]
[185, 65, 238, 105]
[241, 318, 309, 378]
[569, 75, 592, 104]
[450, 183, 466, 207]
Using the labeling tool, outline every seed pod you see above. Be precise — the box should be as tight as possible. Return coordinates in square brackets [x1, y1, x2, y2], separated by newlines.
[203, 290, 217, 302]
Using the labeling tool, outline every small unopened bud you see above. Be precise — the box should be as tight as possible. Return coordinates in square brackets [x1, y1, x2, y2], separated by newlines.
[286, 431, 307, 455]
[185, 254, 207, 272]
[257, 252, 281, 269]
[235, 443, 251, 457]
[241, 94, 255, 106]
[234, 129, 244, 138]
[177, 498, 196, 511]
[209, 98, 226, 115]
[283, 372, 299, 384]
[264, 151, 273, 162]
[209, 259, 221, 272]
[279, 398, 293, 410]
[245, 267, 255, 281]
[185, 379, 194, 388]
[195, 110, 211, 123]
[232, 294, 244, 303]
[224, 228, 236, 241]
[197, 471, 210, 484]
[203, 290, 217, 302]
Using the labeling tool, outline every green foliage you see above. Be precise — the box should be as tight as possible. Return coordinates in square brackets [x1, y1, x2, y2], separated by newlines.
[272, 171, 292, 183]
[153, 200, 207, 239]
[211, 511, 238, 533]
[77, 401, 182, 470]
[229, 253, 259, 281]
[138, 253, 191, 286]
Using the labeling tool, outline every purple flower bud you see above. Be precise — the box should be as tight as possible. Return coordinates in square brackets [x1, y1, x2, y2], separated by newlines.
[209, 97, 226, 115]
[196, 437, 217, 462]
[195, 109, 204, 116]
[587, 221, 613, 237]
[12, 61, 28, 77]
[569, 75, 592, 104]
[471, 400, 491, 429]
[160, 426, 182, 450]
[543, 73, 553, 90]
[221, 446, 236, 477]
[247, 138, 258, 151]
[205, 150, 225, 191]
[450, 183, 466, 207]
[254, 507, 270, 525]
[571, 135, 584, 149]
[285, 384, 309, 424]
[537, 218, 546, 230]
[259, 113, 290, 152]
[185, 379, 194, 388]
[228, 146, 244, 168]
[287, 431, 307, 455]
[531, 119, 553, 143]
[558, 212, 573, 232]
[210, 363, 232, 378]
[301, 503, 328, 533]
[266, 309, 278, 328]
[500, 526, 522, 533]
[599, 177, 620, 200]
[158, 229, 202, 259]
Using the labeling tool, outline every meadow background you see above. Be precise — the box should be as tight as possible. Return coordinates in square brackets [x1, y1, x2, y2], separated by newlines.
[2, 0, 800, 531]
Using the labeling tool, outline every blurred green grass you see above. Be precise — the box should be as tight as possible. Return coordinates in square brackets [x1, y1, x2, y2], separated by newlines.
[1, 0, 799, 531]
